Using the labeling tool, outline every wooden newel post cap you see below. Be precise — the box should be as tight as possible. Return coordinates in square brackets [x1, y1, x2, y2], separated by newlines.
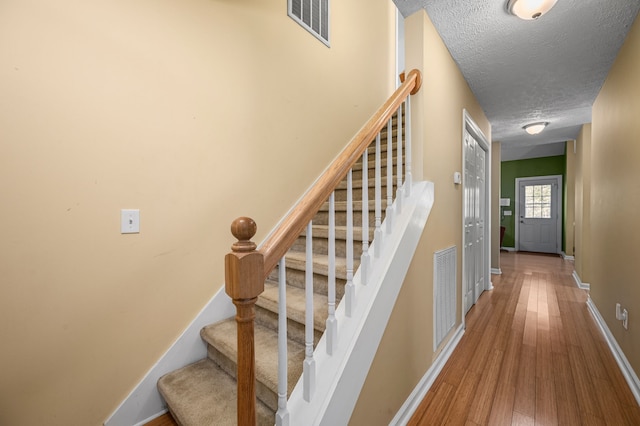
[231, 217, 257, 252]
[225, 217, 264, 300]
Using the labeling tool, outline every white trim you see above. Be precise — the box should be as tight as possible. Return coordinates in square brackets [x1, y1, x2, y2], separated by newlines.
[501, 246, 516, 252]
[491, 268, 502, 275]
[389, 324, 465, 426]
[572, 270, 590, 290]
[586, 296, 640, 405]
[514, 175, 563, 254]
[561, 252, 575, 261]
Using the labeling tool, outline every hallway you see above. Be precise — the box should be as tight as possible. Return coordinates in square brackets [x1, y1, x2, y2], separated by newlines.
[409, 252, 640, 425]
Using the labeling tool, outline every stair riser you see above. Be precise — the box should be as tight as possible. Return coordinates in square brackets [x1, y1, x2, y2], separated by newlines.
[334, 184, 400, 202]
[313, 210, 386, 228]
[255, 304, 323, 346]
[269, 267, 347, 299]
[206, 344, 279, 412]
[290, 235, 365, 258]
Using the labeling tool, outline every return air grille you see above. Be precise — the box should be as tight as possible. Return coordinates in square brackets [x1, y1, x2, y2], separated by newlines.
[434, 246, 457, 351]
[289, 0, 330, 46]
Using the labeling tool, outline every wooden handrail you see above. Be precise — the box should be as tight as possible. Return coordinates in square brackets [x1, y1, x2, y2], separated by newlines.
[259, 68, 422, 275]
[225, 69, 421, 425]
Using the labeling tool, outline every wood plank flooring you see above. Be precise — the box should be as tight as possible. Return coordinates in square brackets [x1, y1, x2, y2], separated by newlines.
[409, 252, 640, 425]
[145, 412, 177, 426]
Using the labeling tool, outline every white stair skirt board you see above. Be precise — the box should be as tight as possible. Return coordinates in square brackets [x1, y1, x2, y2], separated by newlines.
[287, 181, 434, 426]
[104, 286, 235, 426]
[561, 252, 575, 261]
[491, 268, 502, 275]
[586, 296, 640, 405]
[572, 270, 591, 290]
[389, 324, 464, 426]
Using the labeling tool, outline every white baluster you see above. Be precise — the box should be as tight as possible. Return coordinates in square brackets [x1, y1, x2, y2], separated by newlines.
[345, 170, 355, 314]
[386, 117, 394, 233]
[360, 149, 370, 285]
[326, 192, 337, 354]
[405, 97, 412, 197]
[396, 104, 404, 213]
[303, 221, 315, 402]
[276, 258, 289, 426]
[374, 133, 382, 257]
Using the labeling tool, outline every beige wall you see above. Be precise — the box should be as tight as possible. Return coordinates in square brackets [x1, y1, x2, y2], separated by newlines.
[0, 1, 397, 424]
[574, 124, 592, 282]
[564, 141, 575, 257]
[590, 15, 640, 373]
[350, 10, 490, 424]
[491, 141, 501, 270]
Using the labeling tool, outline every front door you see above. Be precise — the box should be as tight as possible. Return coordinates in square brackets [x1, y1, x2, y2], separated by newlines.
[517, 177, 561, 254]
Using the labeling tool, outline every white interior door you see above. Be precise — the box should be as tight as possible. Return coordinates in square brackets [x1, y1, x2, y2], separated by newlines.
[517, 176, 561, 254]
[474, 140, 486, 304]
[463, 129, 487, 313]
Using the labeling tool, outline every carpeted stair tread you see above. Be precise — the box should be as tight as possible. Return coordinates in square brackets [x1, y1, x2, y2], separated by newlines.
[257, 280, 328, 333]
[283, 251, 358, 280]
[301, 224, 372, 241]
[336, 176, 399, 190]
[201, 319, 305, 408]
[320, 199, 389, 210]
[157, 358, 274, 426]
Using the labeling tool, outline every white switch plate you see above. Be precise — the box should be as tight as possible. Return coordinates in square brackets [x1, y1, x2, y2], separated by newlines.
[121, 209, 140, 234]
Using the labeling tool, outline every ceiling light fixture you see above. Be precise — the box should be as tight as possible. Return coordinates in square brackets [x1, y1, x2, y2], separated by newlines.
[523, 122, 549, 135]
[506, 0, 558, 20]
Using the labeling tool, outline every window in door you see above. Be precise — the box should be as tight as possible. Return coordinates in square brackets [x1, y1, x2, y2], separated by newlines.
[524, 184, 552, 219]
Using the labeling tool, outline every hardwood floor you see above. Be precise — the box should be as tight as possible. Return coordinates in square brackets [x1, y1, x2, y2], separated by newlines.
[409, 252, 640, 425]
[145, 412, 178, 426]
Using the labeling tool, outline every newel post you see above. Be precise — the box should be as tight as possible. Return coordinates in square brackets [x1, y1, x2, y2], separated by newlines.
[225, 217, 264, 426]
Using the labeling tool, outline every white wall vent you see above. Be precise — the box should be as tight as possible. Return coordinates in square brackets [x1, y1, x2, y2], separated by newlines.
[434, 246, 457, 351]
[288, 0, 330, 47]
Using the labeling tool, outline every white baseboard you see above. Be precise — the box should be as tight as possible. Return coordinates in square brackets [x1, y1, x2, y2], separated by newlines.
[491, 268, 502, 275]
[586, 297, 640, 405]
[572, 270, 590, 290]
[389, 324, 465, 425]
[561, 252, 575, 261]
[501, 246, 515, 252]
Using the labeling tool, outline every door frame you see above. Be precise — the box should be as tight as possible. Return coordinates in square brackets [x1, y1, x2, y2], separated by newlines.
[515, 175, 563, 253]
[461, 110, 491, 327]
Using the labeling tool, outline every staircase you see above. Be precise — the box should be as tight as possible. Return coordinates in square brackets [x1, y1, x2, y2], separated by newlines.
[157, 117, 403, 425]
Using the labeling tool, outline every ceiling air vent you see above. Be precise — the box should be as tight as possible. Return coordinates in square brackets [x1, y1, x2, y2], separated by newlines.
[289, 0, 330, 47]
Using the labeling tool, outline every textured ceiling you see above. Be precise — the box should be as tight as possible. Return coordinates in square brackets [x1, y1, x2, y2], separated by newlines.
[394, 0, 640, 155]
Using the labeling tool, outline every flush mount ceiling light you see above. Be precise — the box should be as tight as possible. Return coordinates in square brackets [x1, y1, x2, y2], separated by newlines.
[507, 0, 558, 20]
[523, 122, 549, 135]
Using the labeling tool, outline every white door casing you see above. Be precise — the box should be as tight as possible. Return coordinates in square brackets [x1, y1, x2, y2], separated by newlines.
[462, 110, 491, 317]
[515, 175, 562, 254]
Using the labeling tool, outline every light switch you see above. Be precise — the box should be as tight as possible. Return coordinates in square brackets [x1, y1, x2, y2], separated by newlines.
[453, 172, 462, 184]
[121, 209, 140, 234]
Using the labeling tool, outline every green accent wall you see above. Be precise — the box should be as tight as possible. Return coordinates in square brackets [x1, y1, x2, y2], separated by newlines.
[500, 155, 567, 250]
